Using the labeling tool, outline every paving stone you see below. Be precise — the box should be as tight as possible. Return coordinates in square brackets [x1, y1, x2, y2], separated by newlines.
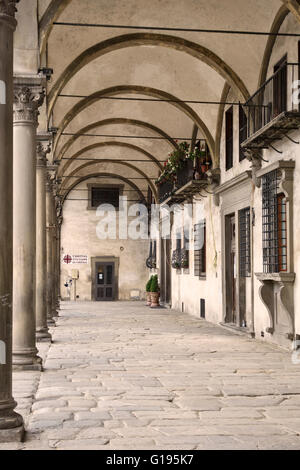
[6, 300, 300, 450]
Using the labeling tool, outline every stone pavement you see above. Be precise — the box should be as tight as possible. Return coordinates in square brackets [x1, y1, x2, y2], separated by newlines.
[2, 301, 300, 450]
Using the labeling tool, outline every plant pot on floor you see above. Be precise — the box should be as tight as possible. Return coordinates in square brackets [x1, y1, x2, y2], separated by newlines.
[150, 292, 160, 308]
[146, 292, 152, 306]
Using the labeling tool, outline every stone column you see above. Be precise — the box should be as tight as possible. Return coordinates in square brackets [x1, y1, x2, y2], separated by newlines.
[46, 174, 56, 325]
[12, 78, 45, 370]
[0, 0, 24, 441]
[36, 138, 52, 342]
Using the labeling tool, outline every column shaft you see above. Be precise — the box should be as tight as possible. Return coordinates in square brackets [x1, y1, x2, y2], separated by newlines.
[0, 1, 24, 441]
[12, 79, 44, 370]
[36, 141, 51, 342]
[46, 177, 55, 324]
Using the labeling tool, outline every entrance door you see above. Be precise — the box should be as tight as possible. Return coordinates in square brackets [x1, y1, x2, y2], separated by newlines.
[225, 214, 237, 323]
[273, 55, 287, 117]
[95, 262, 114, 301]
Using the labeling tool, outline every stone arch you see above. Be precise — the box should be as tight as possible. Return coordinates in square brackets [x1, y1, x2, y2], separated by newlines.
[48, 32, 250, 115]
[258, 4, 290, 87]
[58, 141, 163, 178]
[39, 0, 72, 54]
[53, 85, 216, 165]
[61, 173, 147, 204]
[280, 0, 300, 24]
[61, 159, 158, 199]
[58, 118, 178, 160]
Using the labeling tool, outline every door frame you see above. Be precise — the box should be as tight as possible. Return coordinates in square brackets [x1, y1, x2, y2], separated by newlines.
[91, 256, 119, 301]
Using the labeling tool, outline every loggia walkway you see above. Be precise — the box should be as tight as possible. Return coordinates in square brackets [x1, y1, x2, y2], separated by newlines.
[3, 301, 300, 450]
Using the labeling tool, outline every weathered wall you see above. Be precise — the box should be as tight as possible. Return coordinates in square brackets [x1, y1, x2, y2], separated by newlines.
[60, 177, 150, 301]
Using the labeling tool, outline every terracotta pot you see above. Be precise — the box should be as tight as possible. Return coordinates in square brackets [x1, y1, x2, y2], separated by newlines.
[150, 292, 160, 308]
[146, 292, 151, 306]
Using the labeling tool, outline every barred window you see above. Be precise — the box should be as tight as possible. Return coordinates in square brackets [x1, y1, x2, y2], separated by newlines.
[239, 207, 251, 277]
[91, 187, 119, 208]
[194, 220, 206, 277]
[262, 170, 287, 273]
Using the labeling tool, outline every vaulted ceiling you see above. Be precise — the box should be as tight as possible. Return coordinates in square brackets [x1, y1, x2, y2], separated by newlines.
[33, 0, 300, 200]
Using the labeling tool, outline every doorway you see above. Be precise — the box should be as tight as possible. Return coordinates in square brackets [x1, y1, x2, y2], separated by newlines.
[225, 214, 237, 323]
[273, 55, 287, 117]
[160, 238, 172, 305]
[95, 262, 114, 301]
[91, 257, 119, 301]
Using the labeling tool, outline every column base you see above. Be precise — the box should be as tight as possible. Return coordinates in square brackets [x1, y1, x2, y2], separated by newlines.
[36, 328, 52, 343]
[13, 349, 43, 371]
[47, 317, 56, 326]
[0, 425, 24, 443]
[0, 405, 25, 443]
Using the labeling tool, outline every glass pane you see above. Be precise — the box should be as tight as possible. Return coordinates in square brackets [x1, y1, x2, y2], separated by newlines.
[106, 265, 113, 285]
[97, 265, 104, 285]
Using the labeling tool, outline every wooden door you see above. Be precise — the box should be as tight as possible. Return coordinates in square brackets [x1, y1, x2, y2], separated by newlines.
[95, 262, 114, 301]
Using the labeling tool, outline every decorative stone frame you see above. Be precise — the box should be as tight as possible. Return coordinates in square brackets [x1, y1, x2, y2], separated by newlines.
[87, 183, 124, 211]
[255, 160, 296, 341]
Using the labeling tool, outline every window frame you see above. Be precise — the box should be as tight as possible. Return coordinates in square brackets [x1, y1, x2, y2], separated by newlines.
[225, 106, 234, 171]
[87, 183, 124, 211]
[194, 220, 206, 278]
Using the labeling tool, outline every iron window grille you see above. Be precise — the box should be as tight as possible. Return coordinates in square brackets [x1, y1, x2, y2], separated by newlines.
[91, 187, 120, 208]
[194, 220, 206, 276]
[262, 170, 287, 273]
[239, 207, 251, 277]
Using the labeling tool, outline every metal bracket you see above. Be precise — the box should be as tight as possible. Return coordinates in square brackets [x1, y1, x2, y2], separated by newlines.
[269, 144, 283, 154]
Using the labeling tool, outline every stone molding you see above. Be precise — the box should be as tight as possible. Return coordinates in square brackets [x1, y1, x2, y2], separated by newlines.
[213, 170, 252, 206]
[255, 160, 296, 342]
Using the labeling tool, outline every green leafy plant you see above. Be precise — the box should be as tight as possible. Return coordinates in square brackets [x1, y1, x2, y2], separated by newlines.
[150, 274, 159, 293]
[146, 276, 153, 292]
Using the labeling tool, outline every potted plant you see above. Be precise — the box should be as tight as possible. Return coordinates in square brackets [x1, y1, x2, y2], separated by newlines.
[150, 274, 160, 308]
[146, 277, 153, 306]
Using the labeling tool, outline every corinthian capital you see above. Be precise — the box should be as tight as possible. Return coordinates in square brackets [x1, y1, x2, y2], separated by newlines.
[13, 85, 45, 125]
[36, 141, 51, 168]
[0, 0, 19, 17]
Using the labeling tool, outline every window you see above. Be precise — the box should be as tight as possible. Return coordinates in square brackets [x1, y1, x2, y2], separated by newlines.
[239, 207, 251, 277]
[225, 106, 233, 170]
[262, 170, 287, 273]
[273, 55, 287, 117]
[239, 105, 247, 161]
[277, 194, 287, 272]
[194, 220, 206, 277]
[90, 187, 120, 209]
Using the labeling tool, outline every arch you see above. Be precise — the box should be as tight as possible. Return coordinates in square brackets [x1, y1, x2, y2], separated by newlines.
[48, 32, 250, 115]
[39, 0, 72, 54]
[280, 0, 300, 23]
[58, 141, 163, 178]
[258, 4, 290, 87]
[61, 159, 158, 199]
[61, 173, 147, 204]
[53, 85, 216, 165]
[58, 118, 178, 160]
